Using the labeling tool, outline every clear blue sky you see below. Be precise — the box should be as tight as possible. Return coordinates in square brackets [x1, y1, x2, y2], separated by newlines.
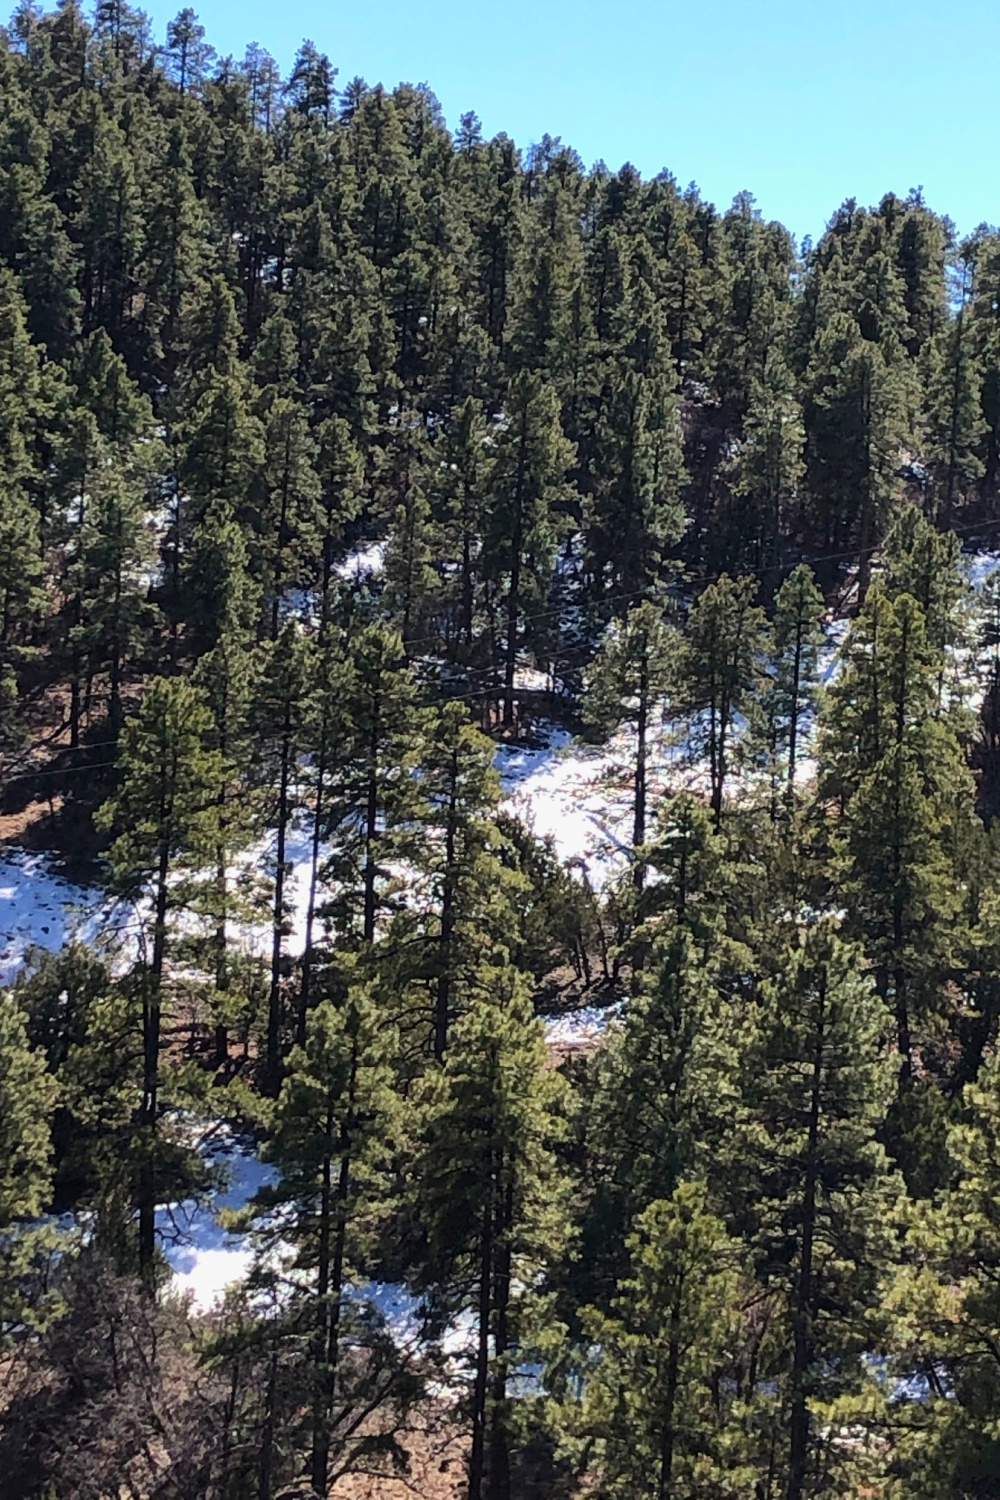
[143, 0, 999, 245]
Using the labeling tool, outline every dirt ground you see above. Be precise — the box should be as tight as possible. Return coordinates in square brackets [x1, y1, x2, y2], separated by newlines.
[330, 1409, 467, 1499]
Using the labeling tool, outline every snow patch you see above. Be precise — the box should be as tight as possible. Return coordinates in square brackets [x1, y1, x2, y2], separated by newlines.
[336, 540, 385, 582]
[497, 719, 701, 890]
[158, 1127, 277, 1311]
[544, 1003, 620, 1047]
[0, 852, 104, 984]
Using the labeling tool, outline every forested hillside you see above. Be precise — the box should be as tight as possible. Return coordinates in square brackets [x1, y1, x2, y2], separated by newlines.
[6, 5, 1000, 1497]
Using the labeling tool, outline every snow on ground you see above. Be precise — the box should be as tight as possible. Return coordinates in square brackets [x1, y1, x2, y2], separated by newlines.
[544, 1003, 621, 1048]
[159, 1128, 277, 1310]
[159, 1127, 474, 1375]
[968, 550, 1000, 590]
[497, 717, 706, 891]
[818, 615, 850, 686]
[336, 539, 386, 582]
[0, 852, 105, 984]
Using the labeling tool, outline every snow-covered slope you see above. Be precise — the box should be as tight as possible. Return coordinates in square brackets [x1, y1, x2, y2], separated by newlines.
[0, 852, 104, 984]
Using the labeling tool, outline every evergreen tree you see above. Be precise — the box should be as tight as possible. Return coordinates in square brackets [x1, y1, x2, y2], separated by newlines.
[414, 964, 568, 1500]
[322, 622, 426, 947]
[67, 445, 159, 736]
[725, 359, 804, 579]
[96, 676, 226, 1276]
[734, 923, 900, 1500]
[164, 6, 215, 94]
[0, 988, 57, 1226]
[804, 311, 910, 598]
[253, 624, 309, 1094]
[820, 587, 973, 1082]
[402, 701, 520, 1060]
[240, 983, 415, 1496]
[485, 370, 574, 727]
[921, 277, 986, 522]
[584, 368, 686, 606]
[583, 932, 742, 1305]
[437, 395, 489, 659]
[766, 564, 826, 804]
[678, 574, 768, 827]
[569, 1183, 745, 1500]
[585, 601, 679, 881]
[255, 394, 322, 639]
[883, 503, 970, 666]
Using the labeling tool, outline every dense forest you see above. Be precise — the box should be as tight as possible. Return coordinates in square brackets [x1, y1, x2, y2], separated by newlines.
[7, 4, 1000, 1497]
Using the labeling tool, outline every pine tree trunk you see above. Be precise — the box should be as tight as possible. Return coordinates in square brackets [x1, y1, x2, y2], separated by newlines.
[503, 546, 521, 731]
[489, 1172, 514, 1500]
[787, 976, 824, 1500]
[214, 852, 229, 1074]
[270, 458, 291, 642]
[462, 522, 474, 657]
[139, 832, 170, 1284]
[258, 1341, 278, 1500]
[298, 716, 328, 1046]
[364, 711, 379, 942]
[468, 1122, 495, 1500]
[633, 649, 649, 889]
[311, 1088, 353, 1498]
[434, 748, 459, 1060]
[656, 1292, 683, 1500]
[787, 617, 803, 800]
[109, 553, 124, 736]
[266, 703, 292, 1094]
[502, 410, 528, 730]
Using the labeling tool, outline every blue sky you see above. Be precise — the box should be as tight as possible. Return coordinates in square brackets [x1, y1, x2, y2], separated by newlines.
[143, 0, 999, 245]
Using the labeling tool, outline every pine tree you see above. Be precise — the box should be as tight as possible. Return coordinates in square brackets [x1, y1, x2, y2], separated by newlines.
[241, 983, 414, 1496]
[804, 311, 910, 598]
[678, 574, 768, 827]
[382, 461, 441, 652]
[584, 367, 686, 606]
[883, 503, 969, 665]
[734, 923, 900, 1500]
[819, 587, 973, 1079]
[190, 531, 260, 1064]
[887, 1046, 1000, 1496]
[585, 601, 679, 882]
[570, 1183, 745, 1500]
[486, 370, 575, 727]
[583, 932, 742, 1306]
[295, 630, 348, 1046]
[414, 963, 568, 1500]
[725, 359, 804, 579]
[164, 7, 215, 94]
[68, 445, 159, 736]
[314, 414, 365, 628]
[921, 275, 985, 523]
[0, 988, 57, 1226]
[402, 701, 521, 1060]
[255, 394, 322, 639]
[323, 623, 426, 947]
[436, 395, 489, 659]
[96, 676, 226, 1277]
[766, 564, 826, 804]
[253, 625, 309, 1095]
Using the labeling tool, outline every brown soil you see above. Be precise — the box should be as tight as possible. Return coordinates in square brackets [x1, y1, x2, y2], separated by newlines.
[0, 796, 64, 845]
[330, 1408, 466, 1499]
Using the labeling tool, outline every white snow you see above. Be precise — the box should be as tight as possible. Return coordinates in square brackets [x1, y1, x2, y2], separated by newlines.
[160, 1138, 277, 1310]
[0, 852, 104, 984]
[968, 550, 1000, 590]
[817, 615, 850, 686]
[335, 540, 386, 582]
[544, 1003, 620, 1047]
[497, 718, 704, 890]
